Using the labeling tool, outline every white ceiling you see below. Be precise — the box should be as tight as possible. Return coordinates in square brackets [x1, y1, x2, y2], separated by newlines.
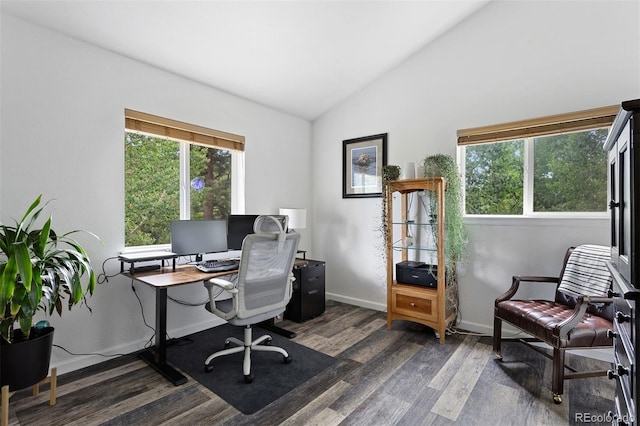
[1, 0, 490, 120]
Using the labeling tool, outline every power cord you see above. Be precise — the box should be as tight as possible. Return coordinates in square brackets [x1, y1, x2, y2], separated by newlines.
[97, 256, 121, 284]
[53, 344, 129, 358]
[130, 278, 160, 349]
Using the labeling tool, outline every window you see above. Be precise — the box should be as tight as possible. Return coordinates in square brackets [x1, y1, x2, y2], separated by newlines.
[458, 105, 618, 216]
[124, 109, 245, 247]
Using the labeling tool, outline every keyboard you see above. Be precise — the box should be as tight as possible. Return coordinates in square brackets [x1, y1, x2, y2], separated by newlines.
[196, 259, 240, 273]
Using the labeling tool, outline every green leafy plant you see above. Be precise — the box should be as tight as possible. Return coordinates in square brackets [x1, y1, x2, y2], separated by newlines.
[0, 195, 100, 343]
[422, 154, 468, 281]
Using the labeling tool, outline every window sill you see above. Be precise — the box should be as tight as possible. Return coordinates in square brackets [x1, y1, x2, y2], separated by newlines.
[463, 214, 608, 227]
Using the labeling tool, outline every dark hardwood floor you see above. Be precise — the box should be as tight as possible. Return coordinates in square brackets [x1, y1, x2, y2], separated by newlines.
[6, 301, 614, 425]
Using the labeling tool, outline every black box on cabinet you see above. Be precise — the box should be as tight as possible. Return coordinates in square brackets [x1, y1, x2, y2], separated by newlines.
[284, 259, 325, 323]
[396, 261, 437, 288]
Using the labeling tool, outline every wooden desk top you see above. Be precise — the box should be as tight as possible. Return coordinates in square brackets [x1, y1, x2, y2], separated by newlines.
[126, 264, 237, 288]
[126, 258, 310, 288]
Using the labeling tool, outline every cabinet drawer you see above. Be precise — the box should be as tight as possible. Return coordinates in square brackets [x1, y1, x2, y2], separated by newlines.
[295, 262, 325, 291]
[392, 286, 438, 322]
[285, 259, 326, 323]
[613, 294, 634, 351]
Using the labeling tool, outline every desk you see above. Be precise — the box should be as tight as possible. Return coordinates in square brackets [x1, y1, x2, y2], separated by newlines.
[127, 265, 230, 385]
[127, 261, 304, 385]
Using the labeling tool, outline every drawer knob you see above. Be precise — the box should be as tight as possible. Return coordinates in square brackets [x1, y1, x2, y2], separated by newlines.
[607, 364, 630, 380]
[410, 302, 416, 307]
[617, 364, 630, 376]
[615, 311, 631, 323]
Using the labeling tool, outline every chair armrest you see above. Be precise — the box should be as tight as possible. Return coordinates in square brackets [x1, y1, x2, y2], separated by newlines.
[288, 272, 295, 299]
[204, 277, 239, 320]
[555, 295, 613, 338]
[207, 277, 238, 293]
[495, 275, 560, 304]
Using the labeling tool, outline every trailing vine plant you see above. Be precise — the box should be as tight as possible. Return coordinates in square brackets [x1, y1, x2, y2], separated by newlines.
[422, 154, 468, 284]
[422, 154, 467, 327]
[379, 165, 401, 257]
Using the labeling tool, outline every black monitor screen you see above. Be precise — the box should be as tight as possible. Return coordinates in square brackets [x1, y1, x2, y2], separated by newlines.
[227, 214, 259, 250]
[170, 220, 228, 259]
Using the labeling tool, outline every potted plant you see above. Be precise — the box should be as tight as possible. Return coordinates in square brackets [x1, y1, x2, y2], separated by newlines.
[0, 195, 99, 391]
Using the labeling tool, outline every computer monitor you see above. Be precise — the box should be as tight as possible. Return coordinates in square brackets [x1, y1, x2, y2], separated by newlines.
[226, 214, 259, 250]
[170, 220, 228, 261]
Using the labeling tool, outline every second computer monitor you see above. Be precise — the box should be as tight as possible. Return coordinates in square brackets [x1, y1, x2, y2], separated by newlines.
[226, 214, 259, 250]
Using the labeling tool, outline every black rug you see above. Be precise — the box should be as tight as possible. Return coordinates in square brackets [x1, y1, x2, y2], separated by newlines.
[165, 324, 336, 415]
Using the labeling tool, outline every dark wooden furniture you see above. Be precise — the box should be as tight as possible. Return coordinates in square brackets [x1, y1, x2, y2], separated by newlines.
[284, 259, 326, 323]
[605, 98, 640, 425]
[493, 247, 614, 404]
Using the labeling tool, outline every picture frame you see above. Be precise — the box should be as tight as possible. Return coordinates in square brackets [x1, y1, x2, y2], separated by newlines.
[342, 133, 388, 198]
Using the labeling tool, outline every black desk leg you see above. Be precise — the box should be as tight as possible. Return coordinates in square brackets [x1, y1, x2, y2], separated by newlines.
[259, 318, 296, 339]
[138, 287, 187, 386]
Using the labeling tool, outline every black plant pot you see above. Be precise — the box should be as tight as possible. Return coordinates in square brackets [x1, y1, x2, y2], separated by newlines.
[0, 327, 54, 391]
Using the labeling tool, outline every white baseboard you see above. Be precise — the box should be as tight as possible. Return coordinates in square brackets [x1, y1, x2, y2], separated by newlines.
[325, 292, 386, 312]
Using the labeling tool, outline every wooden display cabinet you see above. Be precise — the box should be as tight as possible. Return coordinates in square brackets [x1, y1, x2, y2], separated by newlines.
[385, 177, 456, 344]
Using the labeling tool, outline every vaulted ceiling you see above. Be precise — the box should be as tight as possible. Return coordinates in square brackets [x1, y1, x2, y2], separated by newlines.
[1, 1, 490, 120]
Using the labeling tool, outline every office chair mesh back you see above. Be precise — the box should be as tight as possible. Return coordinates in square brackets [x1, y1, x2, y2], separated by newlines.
[235, 233, 299, 318]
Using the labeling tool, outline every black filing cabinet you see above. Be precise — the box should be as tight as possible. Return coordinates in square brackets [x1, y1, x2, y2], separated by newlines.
[285, 259, 325, 322]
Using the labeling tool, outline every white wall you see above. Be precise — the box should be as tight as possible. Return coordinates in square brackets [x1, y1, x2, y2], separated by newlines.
[0, 14, 312, 373]
[312, 1, 640, 335]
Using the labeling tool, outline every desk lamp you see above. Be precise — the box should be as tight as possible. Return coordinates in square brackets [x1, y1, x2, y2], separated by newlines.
[278, 208, 306, 232]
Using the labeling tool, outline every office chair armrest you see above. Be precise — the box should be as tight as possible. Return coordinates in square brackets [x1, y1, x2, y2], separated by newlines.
[495, 275, 560, 304]
[204, 278, 239, 320]
[288, 272, 295, 299]
[207, 277, 239, 293]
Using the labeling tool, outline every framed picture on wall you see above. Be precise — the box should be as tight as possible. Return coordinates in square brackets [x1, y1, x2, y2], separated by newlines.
[342, 133, 387, 198]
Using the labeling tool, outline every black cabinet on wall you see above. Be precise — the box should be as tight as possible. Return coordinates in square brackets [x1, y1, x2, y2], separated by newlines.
[605, 99, 640, 425]
[285, 259, 326, 323]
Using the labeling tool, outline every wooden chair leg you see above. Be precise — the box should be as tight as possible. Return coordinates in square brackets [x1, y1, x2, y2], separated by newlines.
[493, 316, 503, 359]
[552, 347, 565, 404]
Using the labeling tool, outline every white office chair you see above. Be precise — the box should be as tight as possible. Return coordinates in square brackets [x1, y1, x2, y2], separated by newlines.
[204, 215, 300, 383]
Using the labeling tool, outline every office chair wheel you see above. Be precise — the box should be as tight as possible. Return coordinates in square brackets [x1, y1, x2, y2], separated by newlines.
[244, 374, 254, 383]
[224, 341, 231, 349]
[263, 338, 272, 346]
[284, 355, 292, 364]
[205, 363, 214, 373]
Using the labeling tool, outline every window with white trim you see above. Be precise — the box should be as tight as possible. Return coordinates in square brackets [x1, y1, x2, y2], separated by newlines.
[457, 106, 618, 216]
[124, 109, 245, 247]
